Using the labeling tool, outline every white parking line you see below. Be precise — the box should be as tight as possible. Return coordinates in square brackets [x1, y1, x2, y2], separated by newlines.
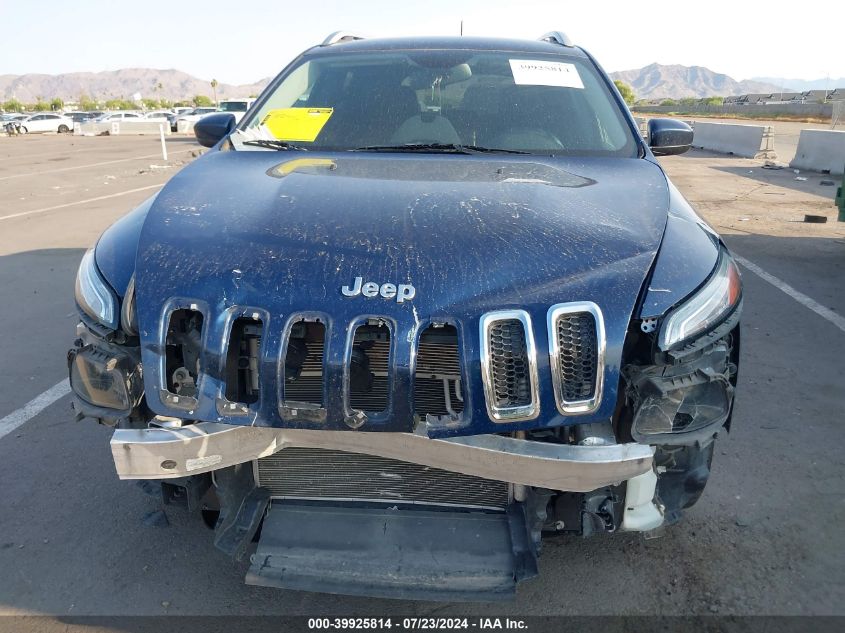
[0, 379, 71, 441]
[735, 254, 845, 334]
[0, 145, 105, 163]
[0, 184, 162, 221]
[0, 148, 194, 181]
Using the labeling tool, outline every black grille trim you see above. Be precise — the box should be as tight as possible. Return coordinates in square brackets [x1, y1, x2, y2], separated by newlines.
[479, 310, 539, 422]
[547, 302, 605, 415]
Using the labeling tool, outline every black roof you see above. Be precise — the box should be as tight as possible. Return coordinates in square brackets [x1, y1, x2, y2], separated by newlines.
[304, 35, 588, 58]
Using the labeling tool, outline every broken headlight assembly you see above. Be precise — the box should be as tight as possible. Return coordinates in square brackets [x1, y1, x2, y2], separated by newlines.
[658, 250, 741, 350]
[68, 344, 143, 415]
[625, 341, 735, 442]
[74, 249, 119, 330]
[625, 249, 741, 443]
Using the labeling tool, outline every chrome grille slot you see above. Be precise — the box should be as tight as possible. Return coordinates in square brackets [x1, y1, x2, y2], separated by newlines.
[479, 310, 539, 422]
[256, 448, 508, 510]
[489, 320, 530, 407]
[548, 302, 605, 414]
[557, 314, 597, 400]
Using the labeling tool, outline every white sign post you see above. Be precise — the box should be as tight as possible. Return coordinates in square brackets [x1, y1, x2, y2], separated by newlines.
[159, 124, 168, 161]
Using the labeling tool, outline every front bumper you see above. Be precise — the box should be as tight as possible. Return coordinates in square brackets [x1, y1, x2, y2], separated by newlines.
[111, 422, 654, 493]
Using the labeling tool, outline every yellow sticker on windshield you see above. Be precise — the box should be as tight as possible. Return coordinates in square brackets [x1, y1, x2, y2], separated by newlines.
[261, 108, 333, 142]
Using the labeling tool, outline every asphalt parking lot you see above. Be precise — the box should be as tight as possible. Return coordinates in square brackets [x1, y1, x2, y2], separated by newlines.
[0, 132, 844, 620]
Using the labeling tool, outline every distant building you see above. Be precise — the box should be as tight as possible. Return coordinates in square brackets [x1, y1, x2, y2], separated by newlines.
[763, 92, 801, 104]
[735, 94, 769, 104]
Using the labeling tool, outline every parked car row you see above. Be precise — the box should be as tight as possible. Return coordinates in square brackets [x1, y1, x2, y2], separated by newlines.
[1, 101, 256, 134]
[169, 100, 254, 131]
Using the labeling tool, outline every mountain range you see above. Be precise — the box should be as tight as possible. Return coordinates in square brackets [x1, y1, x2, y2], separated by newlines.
[0, 64, 833, 105]
[609, 63, 783, 99]
[0, 69, 271, 104]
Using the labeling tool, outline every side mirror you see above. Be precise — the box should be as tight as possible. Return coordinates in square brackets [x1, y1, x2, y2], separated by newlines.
[194, 113, 236, 148]
[648, 118, 693, 156]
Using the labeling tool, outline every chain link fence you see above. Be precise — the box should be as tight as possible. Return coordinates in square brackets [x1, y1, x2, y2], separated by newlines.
[832, 101, 844, 129]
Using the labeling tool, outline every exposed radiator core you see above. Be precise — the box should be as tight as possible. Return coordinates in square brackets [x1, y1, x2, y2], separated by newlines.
[256, 448, 509, 510]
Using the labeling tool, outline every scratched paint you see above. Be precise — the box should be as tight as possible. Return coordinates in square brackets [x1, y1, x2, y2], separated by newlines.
[125, 150, 681, 437]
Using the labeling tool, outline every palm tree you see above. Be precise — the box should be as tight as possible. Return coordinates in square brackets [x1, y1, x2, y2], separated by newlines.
[210, 79, 219, 107]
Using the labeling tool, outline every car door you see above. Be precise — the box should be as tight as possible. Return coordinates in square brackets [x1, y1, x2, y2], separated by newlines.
[27, 115, 48, 132]
[45, 114, 61, 132]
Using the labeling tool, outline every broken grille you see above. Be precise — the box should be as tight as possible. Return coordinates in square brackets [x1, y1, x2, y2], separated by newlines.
[256, 448, 508, 510]
[548, 302, 605, 414]
[280, 320, 464, 419]
[479, 310, 539, 422]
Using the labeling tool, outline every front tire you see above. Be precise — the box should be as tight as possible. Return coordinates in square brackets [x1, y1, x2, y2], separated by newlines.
[58, 124, 69, 133]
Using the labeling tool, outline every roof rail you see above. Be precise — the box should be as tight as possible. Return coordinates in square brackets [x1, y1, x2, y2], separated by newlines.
[538, 31, 574, 47]
[321, 31, 366, 46]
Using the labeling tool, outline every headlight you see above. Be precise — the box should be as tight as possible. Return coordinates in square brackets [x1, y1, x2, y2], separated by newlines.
[75, 249, 118, 329]
[121, 275, 138, 335]
[659, 251, 741, 349]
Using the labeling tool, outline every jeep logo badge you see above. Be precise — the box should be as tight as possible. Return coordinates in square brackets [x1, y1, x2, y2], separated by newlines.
[341, 277, 416, 303]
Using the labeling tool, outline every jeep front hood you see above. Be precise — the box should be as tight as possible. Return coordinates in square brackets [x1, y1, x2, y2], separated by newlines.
[135, 151, 669, 436]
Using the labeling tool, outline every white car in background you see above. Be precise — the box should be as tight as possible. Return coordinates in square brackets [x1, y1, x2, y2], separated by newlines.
[143, 111, 173, 121]
[93, 112, 144, 122]
[19, 113, 73, 133]
[218, 98, 256, 123]
[172, 106, 219, 131]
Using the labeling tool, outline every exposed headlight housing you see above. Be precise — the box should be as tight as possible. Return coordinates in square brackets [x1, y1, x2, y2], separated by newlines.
[120, 275, 138, 335]
[659, 251, 741, 350]
[75, 249, 118, 330]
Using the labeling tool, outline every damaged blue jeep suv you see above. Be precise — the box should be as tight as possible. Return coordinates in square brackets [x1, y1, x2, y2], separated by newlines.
[68, 31, 742, 601]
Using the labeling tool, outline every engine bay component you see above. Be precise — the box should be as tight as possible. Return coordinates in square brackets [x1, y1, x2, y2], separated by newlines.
[349, 322, 391, 413]
[282, 320, 326, 408]
[163, 309, 204, 407]
[224, 317, 264, 405]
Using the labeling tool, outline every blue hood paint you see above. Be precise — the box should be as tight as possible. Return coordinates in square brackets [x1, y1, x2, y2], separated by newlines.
[135, 151, 670, 437]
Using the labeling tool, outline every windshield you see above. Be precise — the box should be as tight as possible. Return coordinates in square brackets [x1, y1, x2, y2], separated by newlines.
[220, 101, 248, 112]
[242, 49, 637, 156]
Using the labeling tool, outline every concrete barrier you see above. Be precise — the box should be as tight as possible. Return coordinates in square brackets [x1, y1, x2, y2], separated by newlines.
[633, 116, 648, 139]
[690, 122, 775, 159]
[789, 129, 845, 175]
[75, 120, 171, 136]
[176, 120, 195, 134]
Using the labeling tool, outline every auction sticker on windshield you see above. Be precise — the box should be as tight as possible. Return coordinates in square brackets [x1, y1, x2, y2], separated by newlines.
[262, 107, 334, 142]
[509, 59, 584, 88]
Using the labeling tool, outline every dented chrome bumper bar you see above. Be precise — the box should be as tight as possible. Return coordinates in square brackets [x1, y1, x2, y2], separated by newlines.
[110, 422, 654, 493]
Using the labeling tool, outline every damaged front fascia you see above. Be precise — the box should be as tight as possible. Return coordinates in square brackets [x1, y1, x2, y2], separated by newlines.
[212, 462, 270, 561]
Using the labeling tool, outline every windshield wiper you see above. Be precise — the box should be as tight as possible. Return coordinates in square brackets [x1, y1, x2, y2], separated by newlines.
[460, 144, 530, 155]
[352, 143, 471, 153]
[242, 139, 308, 151]
[351, 143, 530, 155]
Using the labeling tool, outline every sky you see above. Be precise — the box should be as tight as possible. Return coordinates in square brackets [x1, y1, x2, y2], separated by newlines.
[1, 0, 842, 84]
